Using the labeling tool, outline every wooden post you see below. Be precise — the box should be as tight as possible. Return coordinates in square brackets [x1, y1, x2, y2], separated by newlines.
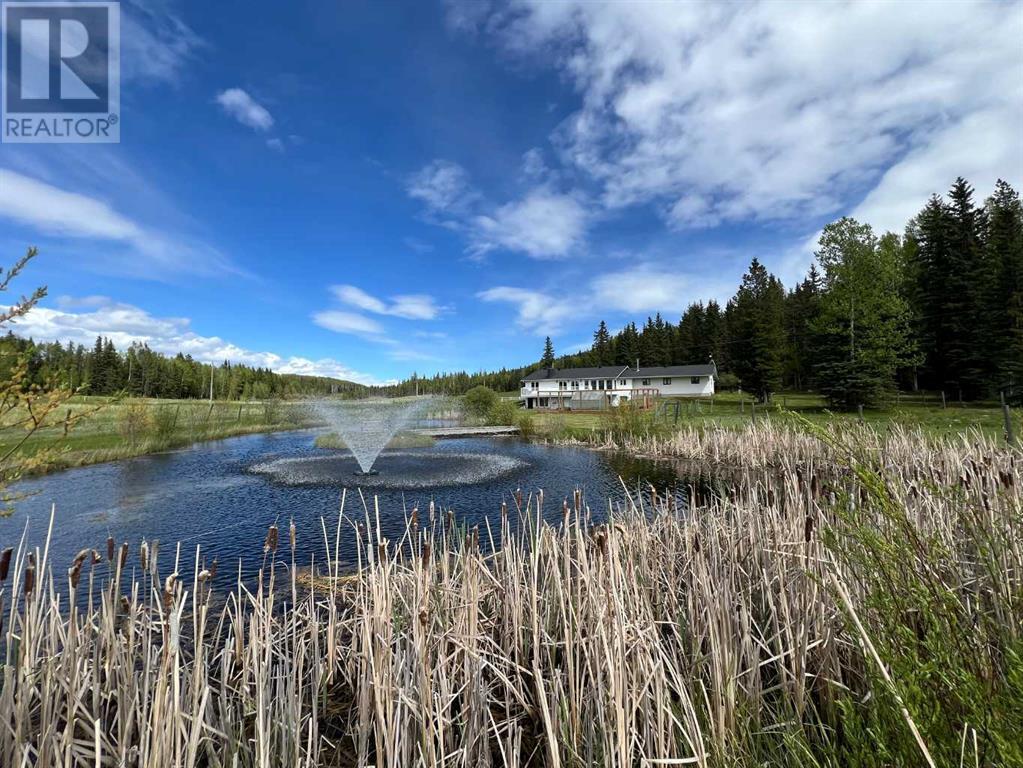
[751, 400, 756, 420]
[1002, 391, 1017, 446]
[858, 404, 864, 422]
[941, 390, 946, 410]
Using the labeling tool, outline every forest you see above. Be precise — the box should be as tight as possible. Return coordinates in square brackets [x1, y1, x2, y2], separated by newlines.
[0, 333, 366, 400]
[392, 178, 1023, 407]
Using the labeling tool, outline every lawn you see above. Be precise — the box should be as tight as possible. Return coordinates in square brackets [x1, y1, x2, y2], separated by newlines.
[526, 390, 1020, 442]
[0, 395, 313, 474]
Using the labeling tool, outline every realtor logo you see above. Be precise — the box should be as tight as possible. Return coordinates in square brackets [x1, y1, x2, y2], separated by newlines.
[2, 1, 120, 143]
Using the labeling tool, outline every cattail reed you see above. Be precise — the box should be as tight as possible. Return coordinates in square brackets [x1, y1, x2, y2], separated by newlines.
[0, 422, 1019, 768]
[0, 547, 11, 581]
[264, 523, 279, 554]
[106, 536, 115, 562]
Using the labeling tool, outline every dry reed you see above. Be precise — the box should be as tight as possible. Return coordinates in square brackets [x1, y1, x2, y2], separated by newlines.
[1, 423, 1020, 766]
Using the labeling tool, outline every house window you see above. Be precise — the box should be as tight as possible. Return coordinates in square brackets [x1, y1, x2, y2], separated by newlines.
[590, 379, 597, 389]
[663, 378, 672, 385]
[691, 376, 701, 384]
[641, 378, 651, 386]
[571, 380, 579, 389]
[559, 381, 567, 389]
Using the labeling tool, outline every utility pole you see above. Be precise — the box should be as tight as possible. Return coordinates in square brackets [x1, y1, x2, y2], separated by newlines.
[209, 364, 214, 402]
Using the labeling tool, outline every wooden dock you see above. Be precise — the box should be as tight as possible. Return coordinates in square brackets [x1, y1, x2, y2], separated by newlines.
[413, 426, 520, 439]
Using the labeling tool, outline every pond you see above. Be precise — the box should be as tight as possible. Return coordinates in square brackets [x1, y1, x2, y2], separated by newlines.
[1, 430, 685, 588]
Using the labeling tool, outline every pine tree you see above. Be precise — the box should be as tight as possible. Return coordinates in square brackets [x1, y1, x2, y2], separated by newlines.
[784, 265, 822, 390]
[541, 336, 555, 367]
[729, 258, 786, 402]
[592, 321, 611, 366]
[985, 180, 1023, 398]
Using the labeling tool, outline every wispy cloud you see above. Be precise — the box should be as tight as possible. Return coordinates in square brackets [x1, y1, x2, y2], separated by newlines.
[330, 285, 447, 320]
[121, 0, 203, 85]
[11, 297, 388, 385]
[477, 287, 573, 335]
[311, 310, 386, 338]
[453, 0, 1022, 233]
[406, 160, 590, 260]
[0, 168, 239, 278]
[216, 88, 274, 131]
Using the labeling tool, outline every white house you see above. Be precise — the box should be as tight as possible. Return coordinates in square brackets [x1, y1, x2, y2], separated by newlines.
[520, 363, 716, 410]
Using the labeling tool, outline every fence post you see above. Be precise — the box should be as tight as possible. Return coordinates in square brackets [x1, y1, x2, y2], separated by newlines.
[941, 390, 946, 410]
[858, 404, 864, 423]
[1002, 391, 1017, 447]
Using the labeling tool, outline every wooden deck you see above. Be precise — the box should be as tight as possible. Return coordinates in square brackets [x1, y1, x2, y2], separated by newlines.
[413, 426, 520, 439]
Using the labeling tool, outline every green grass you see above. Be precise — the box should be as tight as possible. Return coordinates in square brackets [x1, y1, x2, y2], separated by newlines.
[526, 390, 1020, 442]
[0, 395, 314, 474]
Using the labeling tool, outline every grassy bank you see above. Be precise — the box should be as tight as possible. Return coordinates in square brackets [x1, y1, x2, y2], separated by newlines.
[2, 422, 1020, 766]
[0, 396, 314, 475]
[525, 390, 1020, 443]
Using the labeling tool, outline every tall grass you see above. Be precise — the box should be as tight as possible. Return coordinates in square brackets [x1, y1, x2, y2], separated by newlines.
[1, 424, 1020, 766]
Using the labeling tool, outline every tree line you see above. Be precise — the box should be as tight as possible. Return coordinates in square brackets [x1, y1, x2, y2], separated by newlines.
[392, 177, 1022, 407]
[0, 333, 367, 400]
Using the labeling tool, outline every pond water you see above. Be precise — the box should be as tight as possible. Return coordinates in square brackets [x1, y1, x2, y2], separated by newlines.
[0, 430, 684, 587]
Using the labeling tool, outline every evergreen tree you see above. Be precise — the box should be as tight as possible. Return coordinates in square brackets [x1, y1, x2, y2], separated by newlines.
[784, 265, 822, 390]
[729, 258, 786, 402]
[541, 336, 555, 367]
[592, 321, 611, 366]
[984, 180, 1023, 397]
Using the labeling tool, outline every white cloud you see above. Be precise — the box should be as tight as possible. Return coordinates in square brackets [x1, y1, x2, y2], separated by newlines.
[477, 286, 573, 335]
[216, 88, 274, 131]
[121, 0, 203, 85]
[330, 285, 447, 320]
[463, 0, 1022, 230]
[590, 265, 733, 315]
[311, 310, 386, 338]
[407, 159, 590, 259]
[9, 298, 387, 385]
[406, 160, 477, 214]
[471, 190, 587, 259]
[0, 168, 238, 278]
[266, 138, 284, 152]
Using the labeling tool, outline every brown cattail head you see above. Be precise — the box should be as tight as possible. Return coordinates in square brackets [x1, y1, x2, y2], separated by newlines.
[210, 558, 218, 579]
[289, 519, 297, 554]
[24, 565, 35, 595]
[118, 542, 128, 570]
[378, 540, 387, 561]
[91, 550, 102, 564]
[0, 547, 12, 582]
[139, 540, 149, 572]
[422, 541, 431, 563]
[264, 524, 279, 554]
[500, 501, 507, 519]
[68, 561, 83, 589]
[120, 595, 131, 613]
[514, 488, 523, 507]
[804, 513, 815, 542]
[106, 536, 115, 562]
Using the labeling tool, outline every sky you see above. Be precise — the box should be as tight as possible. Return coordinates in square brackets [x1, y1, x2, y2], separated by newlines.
[1, 0, 1021, 386]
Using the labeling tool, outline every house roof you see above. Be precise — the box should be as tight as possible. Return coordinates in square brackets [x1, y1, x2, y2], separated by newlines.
[522, 363, 716, 381]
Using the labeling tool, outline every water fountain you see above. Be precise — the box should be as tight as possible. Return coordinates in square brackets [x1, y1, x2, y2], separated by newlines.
[309, 396, 438, 474]
[251, 395, 529, 489]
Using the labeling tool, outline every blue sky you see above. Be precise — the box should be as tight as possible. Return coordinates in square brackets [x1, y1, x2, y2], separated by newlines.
[1, 0, 1021, 385]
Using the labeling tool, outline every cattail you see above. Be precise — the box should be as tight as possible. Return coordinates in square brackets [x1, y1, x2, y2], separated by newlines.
[419, 606, 429, 627]
[91, 549, 102, 564]
[804, 513, 815, 542]
[422, 541, 431, 564]
[210, 558, 218, 579]
[68, 561, 83, 589]
[574, 488, 582, 512]
[514, 488, 523, 507]
[411, 507, 419, 528]
[120, 595, 131, 613]
[500, 501, 507, 519]
[289, 519, 297, 554]
[197, 569, 212, 583]
[106, 536, 115, 562]
[118, 542, 128, 570]
[0, 547, 12, 581]
[264, 524, 279, 554]
[378, 540, 387, 561]
[162, 573, 177, 611]
[24, 565, 35, 595]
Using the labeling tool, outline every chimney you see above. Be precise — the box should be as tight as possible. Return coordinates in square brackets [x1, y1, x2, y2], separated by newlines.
[635, 358, 640, 372]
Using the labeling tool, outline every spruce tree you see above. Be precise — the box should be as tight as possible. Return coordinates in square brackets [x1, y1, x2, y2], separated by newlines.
[729, 258, 786, 402]
[592, 321, 611, 365]
[541, 336, 555, 367]
[985, 180, 1023, 398]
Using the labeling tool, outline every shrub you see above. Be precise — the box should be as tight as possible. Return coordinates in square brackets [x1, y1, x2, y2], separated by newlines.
[485, 397, 519, 426]
[119, 399, 151, 445]
[463, 386, 498, 421]
[152, 405, 178, 443]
